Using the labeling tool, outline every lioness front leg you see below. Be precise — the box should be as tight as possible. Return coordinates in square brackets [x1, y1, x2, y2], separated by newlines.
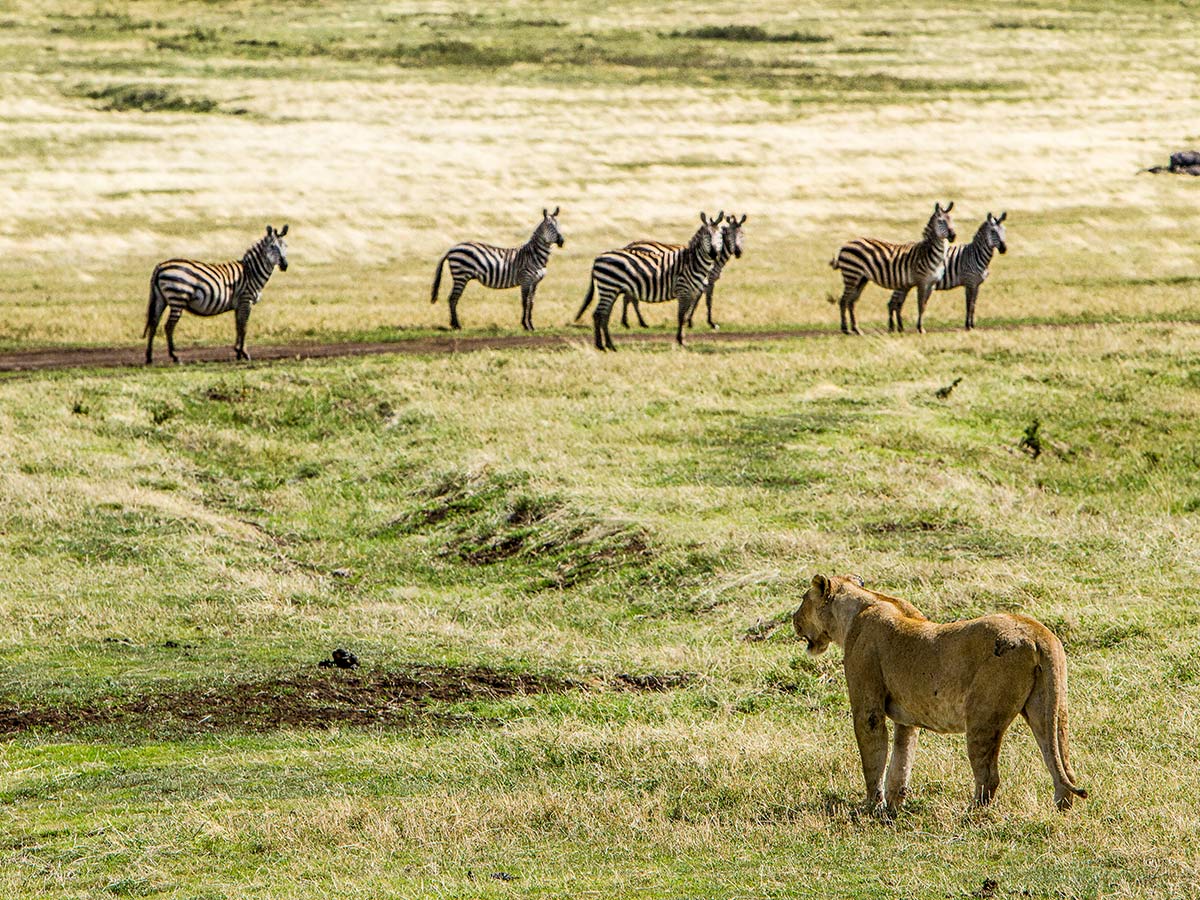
[852, 706, 889, 808]
[884, 724, 919, 811]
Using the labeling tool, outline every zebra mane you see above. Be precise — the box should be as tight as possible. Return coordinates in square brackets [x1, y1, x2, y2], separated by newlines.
[243, 233, 274, 264]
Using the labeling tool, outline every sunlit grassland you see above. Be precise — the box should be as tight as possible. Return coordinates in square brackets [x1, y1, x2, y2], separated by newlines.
[3, 325, 1200, 897]
[0, 1, 1198, 350]
[4, 2, 1200, 898]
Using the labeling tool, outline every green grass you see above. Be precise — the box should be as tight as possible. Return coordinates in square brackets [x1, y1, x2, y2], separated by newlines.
[3, 325, 1200, 897]
[3, 0, 1200, 896]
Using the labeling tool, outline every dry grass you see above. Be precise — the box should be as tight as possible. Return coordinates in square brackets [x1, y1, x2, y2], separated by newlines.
[0, 1, 1198, 349]
[3, 2, 1200, 898]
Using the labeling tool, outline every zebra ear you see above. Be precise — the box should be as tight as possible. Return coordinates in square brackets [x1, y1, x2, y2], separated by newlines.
[700, 212, 708, 224]
[738, 214, 747, 225]
[543, 208, 548, 218]
[279, 224, 288, 236]
[997, 211, 1007, 223]
[552, 206, 560, 216]
[266, 225, 274, 236]
[945, 201, 954, 212]
[716, 210, 725, 223]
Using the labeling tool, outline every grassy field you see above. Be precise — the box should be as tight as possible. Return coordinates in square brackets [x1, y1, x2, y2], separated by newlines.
[3, 1, 1200, 898]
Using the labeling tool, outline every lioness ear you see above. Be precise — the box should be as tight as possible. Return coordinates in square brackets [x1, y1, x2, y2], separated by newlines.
[811, 574, 830, 599]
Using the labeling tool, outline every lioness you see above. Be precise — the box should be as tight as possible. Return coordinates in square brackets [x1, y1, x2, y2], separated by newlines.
[794, 574, 1087, 811]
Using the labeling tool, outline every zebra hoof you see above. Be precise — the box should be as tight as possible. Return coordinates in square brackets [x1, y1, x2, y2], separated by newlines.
[710, 323, 719, 331]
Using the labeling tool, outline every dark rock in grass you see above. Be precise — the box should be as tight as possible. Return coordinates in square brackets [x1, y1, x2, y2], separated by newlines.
[332, 648, 359, 668]
[1170, 150, 1200, 169]
[318, 648, 360, 669]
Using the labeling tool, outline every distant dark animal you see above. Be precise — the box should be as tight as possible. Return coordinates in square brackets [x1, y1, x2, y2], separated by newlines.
[576, 212, 724, 351]
[830, 203, 956, 335]
[1170, 150, 1200, 169]
[889, 212, 1007, 331]
[621, 213, 748, 330]
[431, 208, 564, 331]
[145, 224, 289, 364]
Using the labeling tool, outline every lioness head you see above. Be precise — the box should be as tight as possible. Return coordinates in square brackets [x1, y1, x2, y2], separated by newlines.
[794, 574, 837, 656]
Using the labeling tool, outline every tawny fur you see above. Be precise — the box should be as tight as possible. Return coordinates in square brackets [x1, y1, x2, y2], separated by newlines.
[793, 574, 1087, 812]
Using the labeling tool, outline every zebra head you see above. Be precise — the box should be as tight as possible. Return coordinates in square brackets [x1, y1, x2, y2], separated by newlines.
[927, 202, 956, 244]
[264, 224, 289, 271]
[723, 213, 748, 259]
[539, 207, 564, 248]
[983, 211, 1007, 255]
[696, 211, 724, 261]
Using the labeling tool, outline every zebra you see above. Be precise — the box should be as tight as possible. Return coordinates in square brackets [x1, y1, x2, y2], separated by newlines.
[431, 208, 564, 331]
[620, 213, 747, 331]
[888, 211, 1007, 331]
[144, 224, 289, 365]
[575, 212, 723, 351]
[830, 202, 956, 335]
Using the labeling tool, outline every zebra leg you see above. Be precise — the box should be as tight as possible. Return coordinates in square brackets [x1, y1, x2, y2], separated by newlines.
[621, 296, 631, 329]
[889, 288, 910, 334]
[234, 300, 252, 360]
[163, 307, 183, 364]
[839, 277, 866, 335]
[520, 284, 533, 331]
[144, 293, 167, 365]
[447, 278, 468, 330]
[916, 284, 933, 334]
[676, 296, 696, 347]
[965, 285, 978, 330]
[705, 282, 718, 330]
[594, 288, 617, 351]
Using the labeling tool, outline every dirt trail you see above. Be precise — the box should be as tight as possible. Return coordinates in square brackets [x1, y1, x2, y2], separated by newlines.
[0, 327, 832, 373]
[0, 320, 1182, 374]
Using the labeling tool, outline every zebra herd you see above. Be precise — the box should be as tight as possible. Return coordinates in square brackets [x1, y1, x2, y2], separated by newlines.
[142, 206, 1008, 361]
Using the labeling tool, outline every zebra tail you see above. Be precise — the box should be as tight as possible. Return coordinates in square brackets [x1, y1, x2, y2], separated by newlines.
[829, 255, 841, 270]
[574, 280, 595, 321]
[431, 252, 449, 304]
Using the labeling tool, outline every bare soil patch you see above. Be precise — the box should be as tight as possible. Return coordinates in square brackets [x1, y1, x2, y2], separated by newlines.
[0, 665, 694, 736]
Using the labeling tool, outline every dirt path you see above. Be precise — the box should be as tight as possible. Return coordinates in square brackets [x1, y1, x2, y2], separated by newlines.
[0, 327, 835, 373]
[0, 319, 1181, 374]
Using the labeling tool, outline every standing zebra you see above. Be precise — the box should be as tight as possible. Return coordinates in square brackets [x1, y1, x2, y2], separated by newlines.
[144, 224, 289, 364]
[431, 208, 564, 331]
[576, 212, 723, 351]
[621, 213, 747, 331]
[830, 202, 956, 335]
[888, 211, 1007, 331]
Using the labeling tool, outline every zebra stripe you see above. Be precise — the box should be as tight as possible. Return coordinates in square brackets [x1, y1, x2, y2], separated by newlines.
[144, 224, 288, 364]
[831, 202, 956, 335]
[575, 212, 723, 351]
[889, 211, 1007, 330]
[431, 208, 564, 331]
[620, 213, 747, 331]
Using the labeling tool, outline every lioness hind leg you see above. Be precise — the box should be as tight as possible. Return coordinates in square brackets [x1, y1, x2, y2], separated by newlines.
[966, 723, 1007, 805]
[884, 724, 919, 811]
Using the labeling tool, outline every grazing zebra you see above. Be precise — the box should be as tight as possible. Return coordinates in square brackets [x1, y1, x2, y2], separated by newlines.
[889, 211, 1007, 331]
[575, 212, 723, 351]
[431, 208, 564, 331]
[621, 213, 747, 331]
[830, 202, 956, 335]
[144, 224, 289, 365]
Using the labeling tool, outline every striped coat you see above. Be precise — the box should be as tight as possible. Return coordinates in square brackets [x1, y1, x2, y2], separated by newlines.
[575, 212, 723, 351]
[431, 208, 564, 331]
[621, 213, 746, 331]
[144, 224, 289, 364]
[831, 202, 956, 335]
[889, 211, 1006, 330]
